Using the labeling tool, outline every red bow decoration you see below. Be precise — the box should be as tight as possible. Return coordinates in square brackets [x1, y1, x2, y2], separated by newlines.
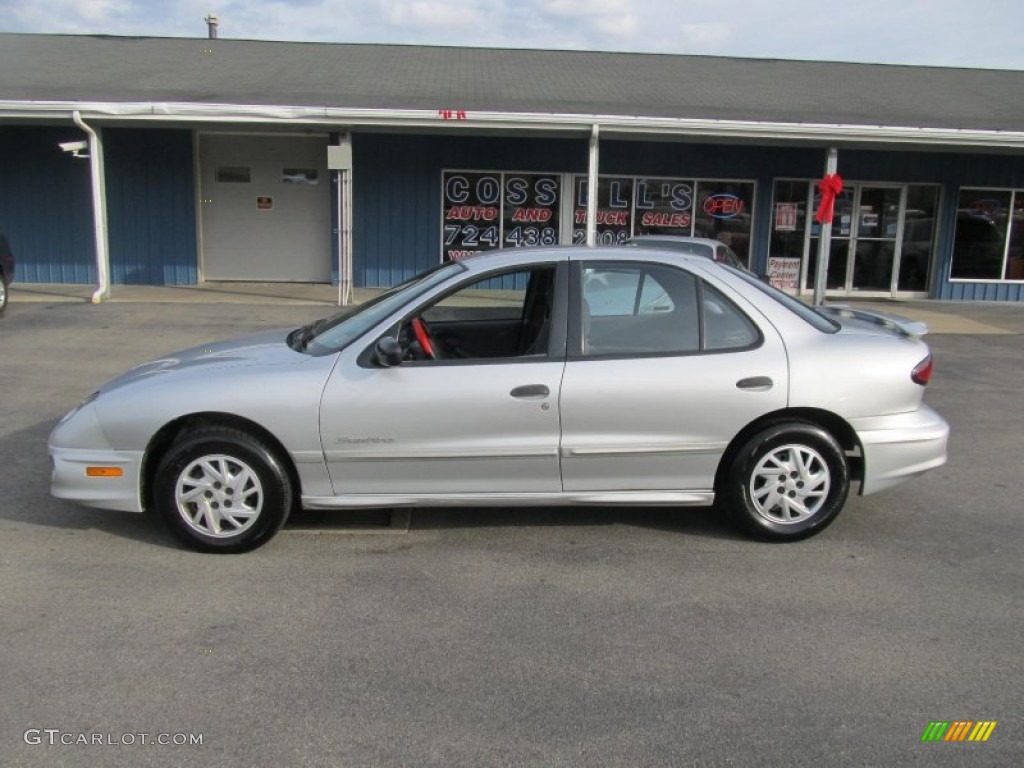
[815, 173, 844, 224]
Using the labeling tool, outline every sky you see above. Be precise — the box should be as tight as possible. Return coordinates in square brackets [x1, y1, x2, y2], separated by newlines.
[3, 0, 1023, 70]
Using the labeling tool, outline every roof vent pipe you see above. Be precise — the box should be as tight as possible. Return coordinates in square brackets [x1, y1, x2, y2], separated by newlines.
[205, 13, 219, 39]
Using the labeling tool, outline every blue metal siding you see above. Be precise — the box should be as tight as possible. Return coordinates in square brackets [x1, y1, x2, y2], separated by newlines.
[105, 129, 197, 284]
[0, 126, 95, 283]
[841, 149, 1024, 187]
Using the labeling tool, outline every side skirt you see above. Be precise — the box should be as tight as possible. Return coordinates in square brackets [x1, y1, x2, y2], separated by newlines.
[301, 490, 715, 510]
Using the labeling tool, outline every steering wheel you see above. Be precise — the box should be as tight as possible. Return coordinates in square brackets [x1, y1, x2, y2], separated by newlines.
[411, 316, 440, 359]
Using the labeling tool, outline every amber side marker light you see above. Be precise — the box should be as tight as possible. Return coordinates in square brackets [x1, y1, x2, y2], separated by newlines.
[86, 467, 123, 478]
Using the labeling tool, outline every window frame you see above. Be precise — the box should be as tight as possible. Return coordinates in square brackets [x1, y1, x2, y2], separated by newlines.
[359, 261, 569, 368]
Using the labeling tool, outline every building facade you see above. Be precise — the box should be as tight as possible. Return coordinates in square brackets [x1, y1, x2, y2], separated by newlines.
[1, 34, 1023, 301]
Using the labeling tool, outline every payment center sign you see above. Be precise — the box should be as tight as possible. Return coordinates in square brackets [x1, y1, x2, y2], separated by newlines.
[442, 172, 560, 261]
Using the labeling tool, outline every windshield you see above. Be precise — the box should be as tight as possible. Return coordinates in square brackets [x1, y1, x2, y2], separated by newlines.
[301, 261, 465, 354]
[725, 266, 839, 333]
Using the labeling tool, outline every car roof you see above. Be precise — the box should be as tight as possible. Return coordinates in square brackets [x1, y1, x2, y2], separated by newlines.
[626, 235, 725, 248]
[455, 245, 715, 273]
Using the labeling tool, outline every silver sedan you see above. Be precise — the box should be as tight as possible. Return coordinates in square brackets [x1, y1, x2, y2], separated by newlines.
[50, 247, 949, 552]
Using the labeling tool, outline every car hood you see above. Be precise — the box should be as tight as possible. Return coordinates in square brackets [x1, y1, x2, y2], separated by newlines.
[97, 329, 305, 394]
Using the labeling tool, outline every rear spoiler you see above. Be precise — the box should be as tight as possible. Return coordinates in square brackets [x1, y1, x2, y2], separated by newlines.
[819, 304, 929, 338]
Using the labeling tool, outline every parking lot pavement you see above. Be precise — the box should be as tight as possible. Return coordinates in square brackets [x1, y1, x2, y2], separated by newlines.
[1, 299, 1021, 767]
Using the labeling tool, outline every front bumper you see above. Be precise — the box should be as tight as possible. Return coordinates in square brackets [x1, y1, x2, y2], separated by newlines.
[50, 446, 145, 513]
[851, 405, 949, 495]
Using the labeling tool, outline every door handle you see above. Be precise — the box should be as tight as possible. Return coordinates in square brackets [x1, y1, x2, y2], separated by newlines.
[510, 384, 550, 399]
[736, 376, 773, 391]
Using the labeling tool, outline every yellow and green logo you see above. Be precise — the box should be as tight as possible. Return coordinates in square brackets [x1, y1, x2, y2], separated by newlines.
[921, 721, 997, 742]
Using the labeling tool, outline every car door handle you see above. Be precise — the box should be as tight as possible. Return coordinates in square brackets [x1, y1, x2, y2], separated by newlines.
[736, 376, 773, 391]
[510, 384, 550, 399]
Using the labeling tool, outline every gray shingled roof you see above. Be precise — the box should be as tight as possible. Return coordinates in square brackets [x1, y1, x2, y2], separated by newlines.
[1, 33, 1022, 132]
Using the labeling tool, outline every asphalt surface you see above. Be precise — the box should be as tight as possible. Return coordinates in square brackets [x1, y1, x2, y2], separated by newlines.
[0, 298, 1021, 767]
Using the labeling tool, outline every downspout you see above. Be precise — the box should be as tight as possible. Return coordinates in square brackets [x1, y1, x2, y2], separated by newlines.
[72, 111, 110, 303]
[586, 123, 600, 246]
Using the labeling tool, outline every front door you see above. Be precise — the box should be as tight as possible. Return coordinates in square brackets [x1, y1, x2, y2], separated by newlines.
[805, 184, 908, 297]
[319, 264, 567, 496]
[848, 185, 904, 293]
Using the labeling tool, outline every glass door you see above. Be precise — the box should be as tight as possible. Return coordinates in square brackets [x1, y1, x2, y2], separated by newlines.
[849, 185, 903, 293]
[773, 180, 937, 298]
[805, 185, 855, 291]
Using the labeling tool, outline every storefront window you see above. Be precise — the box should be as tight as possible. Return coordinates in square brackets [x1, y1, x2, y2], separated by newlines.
[442, 170, 756, 263]
[573, 176, 634, 245]
[1006, 193, 1024, 280]
[572, 175, 755, 255]
[767, 180, 808, 290]
[693, 181, 755, 266]
[950, 190, 1012, 280]
[632, 178, 695, 237]
[441, 171, 561, 261]
[899, 186, 938, 291]
[502, 174, 560, 250]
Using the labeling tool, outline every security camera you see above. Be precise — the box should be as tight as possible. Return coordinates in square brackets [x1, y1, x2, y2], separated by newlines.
[58, 140, 89, 157]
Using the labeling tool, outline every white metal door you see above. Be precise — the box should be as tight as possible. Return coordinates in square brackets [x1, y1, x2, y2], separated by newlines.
[199, 134, 331, 282]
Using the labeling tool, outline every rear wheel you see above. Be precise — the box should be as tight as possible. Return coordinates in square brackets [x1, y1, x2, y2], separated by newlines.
[155, 427, 292, 553]
[0, 276, 8, 314]
[721, 422, 849, 541]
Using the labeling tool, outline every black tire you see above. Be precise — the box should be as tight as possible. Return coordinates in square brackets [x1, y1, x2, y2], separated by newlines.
[721, 422, 849, 542]
[154, 426, 292, 553]
[0, 276, 8, 315]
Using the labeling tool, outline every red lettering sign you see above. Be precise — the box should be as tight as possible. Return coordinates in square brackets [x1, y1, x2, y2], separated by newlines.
[446, 206, 499, 221]
[640, 212, 691, 228]
[511, 208, 553, 223]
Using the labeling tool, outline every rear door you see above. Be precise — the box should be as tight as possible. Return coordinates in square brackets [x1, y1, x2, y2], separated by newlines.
[559, 259, 788, 492]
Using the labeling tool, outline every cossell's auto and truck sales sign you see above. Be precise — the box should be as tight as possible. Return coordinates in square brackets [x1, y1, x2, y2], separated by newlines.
[441, 171, 755, 262]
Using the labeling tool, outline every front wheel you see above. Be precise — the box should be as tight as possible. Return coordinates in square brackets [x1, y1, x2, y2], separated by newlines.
[0, 276, 9, 314]
[154, 427, 292, 553]
[721, 422, 849, 542]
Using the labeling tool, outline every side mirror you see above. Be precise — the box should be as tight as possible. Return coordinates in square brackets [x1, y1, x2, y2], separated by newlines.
[375, 336, 404, 367]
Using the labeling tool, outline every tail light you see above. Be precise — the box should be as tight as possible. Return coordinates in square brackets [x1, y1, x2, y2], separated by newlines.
[912, 355, 933, 386]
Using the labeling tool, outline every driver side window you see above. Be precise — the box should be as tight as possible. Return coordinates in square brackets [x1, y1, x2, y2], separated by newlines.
[401, 267, 557, 362]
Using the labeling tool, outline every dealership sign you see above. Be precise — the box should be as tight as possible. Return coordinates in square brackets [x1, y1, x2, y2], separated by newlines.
[442, 171, 755, 264]
[442, 172, 560, 260]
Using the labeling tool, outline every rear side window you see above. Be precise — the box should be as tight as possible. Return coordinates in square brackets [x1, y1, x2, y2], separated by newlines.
[578, 262, 760, 356]
[703, 282, 760, 350]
